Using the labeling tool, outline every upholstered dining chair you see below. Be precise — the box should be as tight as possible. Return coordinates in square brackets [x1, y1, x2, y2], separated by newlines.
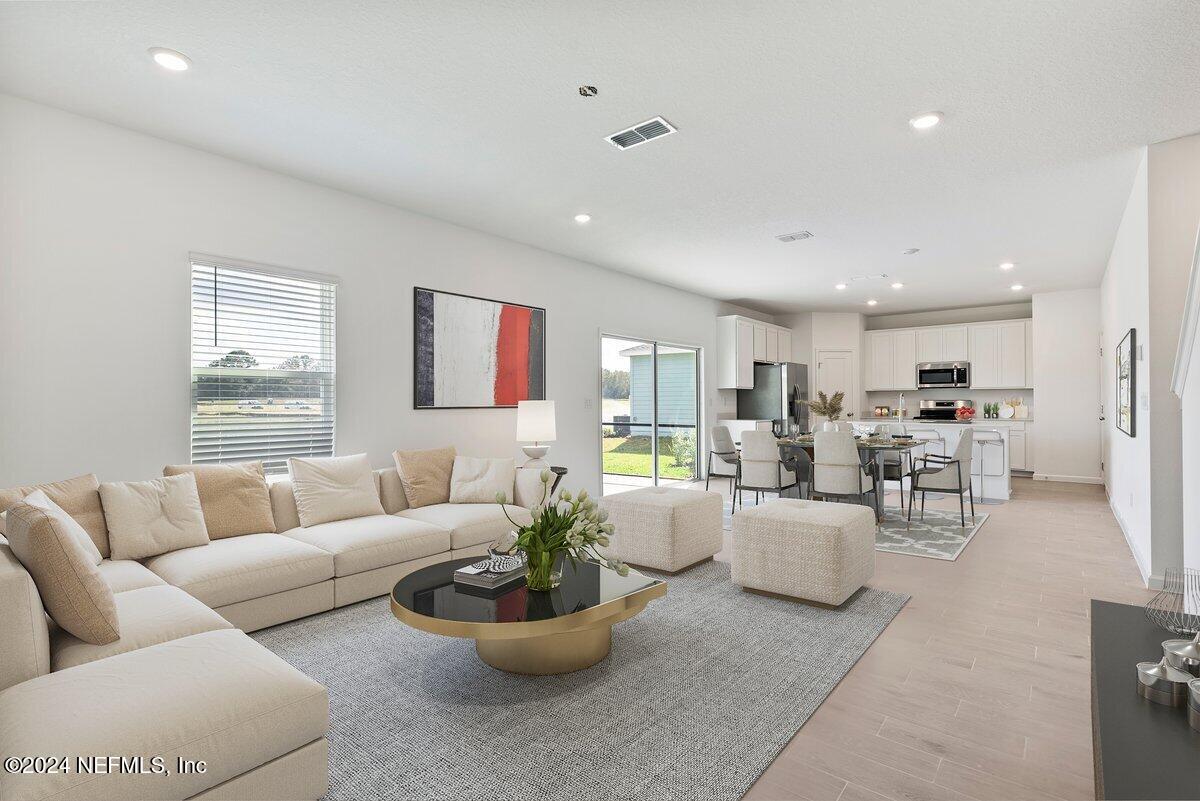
[778, 443, 814, 500]
[705, 425, 739, 492]
[734, 430, 797, 509]
[878, 423, 911, 511]
[812, 431, 876, 508]
[909, 427, 975, 526]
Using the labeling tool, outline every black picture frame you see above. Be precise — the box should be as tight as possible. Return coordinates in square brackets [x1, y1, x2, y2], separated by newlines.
[1116, 328, 1136, 438]
[412, 286, 547, 410]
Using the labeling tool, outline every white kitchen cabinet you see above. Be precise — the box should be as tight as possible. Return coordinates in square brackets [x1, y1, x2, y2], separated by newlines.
[968, 325, 1001, 388]
[1024, 319, 1034, 385]
[891, 330, 917, 390]
[716, 315, 794, 389]
[752, 323, 767, 361]
[1009, 426, 1027, 471]
[867, 331, 894, 391]
[916, 328, 941, 363]
[943, 326, 969, 361]
[999, 322, 1027, 388]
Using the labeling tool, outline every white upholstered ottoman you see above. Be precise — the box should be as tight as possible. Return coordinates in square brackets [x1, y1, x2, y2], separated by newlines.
[600, 487, 723, 573]
[731, 499, 875, 606]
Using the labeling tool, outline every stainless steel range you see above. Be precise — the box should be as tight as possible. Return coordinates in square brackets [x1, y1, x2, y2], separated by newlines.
[912, 399, 974, 421]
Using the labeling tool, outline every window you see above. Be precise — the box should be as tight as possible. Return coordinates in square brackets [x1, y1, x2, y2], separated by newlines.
[190, 257, 336, 475]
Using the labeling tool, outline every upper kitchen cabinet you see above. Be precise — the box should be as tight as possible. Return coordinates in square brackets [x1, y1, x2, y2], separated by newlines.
[892, 330, 917, 389]
[716, 315, 794, 389]
[915, 325, 968, 363]
[864, 329, 917, 390]
[943, 326, 969, 361]
[968, 320, 1030, 389]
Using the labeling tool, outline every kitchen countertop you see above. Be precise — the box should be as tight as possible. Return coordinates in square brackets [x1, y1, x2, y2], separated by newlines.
[862, 417, 1032, 425]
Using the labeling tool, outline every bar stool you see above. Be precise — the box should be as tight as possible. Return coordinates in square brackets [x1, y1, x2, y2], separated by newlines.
[974, 428, 1004, 504]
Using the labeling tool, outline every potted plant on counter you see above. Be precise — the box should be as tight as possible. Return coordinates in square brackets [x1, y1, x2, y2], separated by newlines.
[804, 390, 845, 432]
[495, 470, 628, 591]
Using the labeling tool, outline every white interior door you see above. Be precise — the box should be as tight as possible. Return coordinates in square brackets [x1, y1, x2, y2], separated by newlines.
[815, 349, 854, 421]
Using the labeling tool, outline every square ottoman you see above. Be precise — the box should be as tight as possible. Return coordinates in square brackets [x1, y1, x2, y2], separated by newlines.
[731, 499, 875, 606]
[600, 487, 723, 573]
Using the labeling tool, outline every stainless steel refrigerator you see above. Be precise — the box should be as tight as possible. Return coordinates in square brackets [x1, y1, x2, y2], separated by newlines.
[736, 362, 809, 435]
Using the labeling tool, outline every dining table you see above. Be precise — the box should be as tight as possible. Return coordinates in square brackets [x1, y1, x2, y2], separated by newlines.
[777, 434, 924, 521]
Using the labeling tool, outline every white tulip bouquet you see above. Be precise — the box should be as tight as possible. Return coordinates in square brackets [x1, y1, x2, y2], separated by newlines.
[495, 469, 628, 591]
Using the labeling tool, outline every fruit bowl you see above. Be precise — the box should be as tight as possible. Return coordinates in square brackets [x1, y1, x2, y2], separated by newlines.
[954, 407, 976, 422]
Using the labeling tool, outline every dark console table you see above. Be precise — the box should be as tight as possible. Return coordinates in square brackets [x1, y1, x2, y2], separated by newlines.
[1091, 600, 1200, 799]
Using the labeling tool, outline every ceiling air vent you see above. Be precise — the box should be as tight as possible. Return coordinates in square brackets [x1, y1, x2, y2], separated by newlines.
[606, 116, 678, 150]
[775, 231, 814, 243]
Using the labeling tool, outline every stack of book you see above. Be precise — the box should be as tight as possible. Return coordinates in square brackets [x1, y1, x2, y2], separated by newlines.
[453, 555, 526, 593]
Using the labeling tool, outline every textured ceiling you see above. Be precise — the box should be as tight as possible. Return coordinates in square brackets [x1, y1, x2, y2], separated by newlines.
[2, 1, 1199, 314]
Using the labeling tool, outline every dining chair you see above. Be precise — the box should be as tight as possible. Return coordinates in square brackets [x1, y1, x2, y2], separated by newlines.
[909, 427, 975, 526]
[812, 431, 876, 508]
[877, 423, 910, 510]
[706, 425, 739, 492]
[778, 443, 813, 500]
[734, 430, 797, 509]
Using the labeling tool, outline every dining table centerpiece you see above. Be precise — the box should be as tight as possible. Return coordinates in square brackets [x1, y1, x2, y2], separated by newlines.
[803, 390, 845, 432]
[495, 469, 628, 591]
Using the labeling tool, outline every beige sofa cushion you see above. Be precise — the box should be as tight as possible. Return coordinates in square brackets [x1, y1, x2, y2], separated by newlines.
[144, 533, 334, 608]
[449, 456, 516, 504]
[100, 473, 210, 560]
[288, 454, 385, 527]
[398, 502, 531, 549]
[22, 489, 103, 565]
[393, 447, 456, 508]
[163, 462, 276, 539]
[97, 559, 167, 594]
[0, 629, 328, 801]
[377, 467, 410, 513]
[0, 542, 50, 692]
[4, 502, 121, 646]
[281, 515, 450, 577]
[51, 584, 233, 671]
[0, 473, 110, 558]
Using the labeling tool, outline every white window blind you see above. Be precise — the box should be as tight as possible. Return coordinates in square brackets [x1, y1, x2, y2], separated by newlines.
[190, 259, 336, 475]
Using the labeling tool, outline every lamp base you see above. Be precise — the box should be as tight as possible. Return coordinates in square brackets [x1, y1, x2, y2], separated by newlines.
[521, 445, 550, 468]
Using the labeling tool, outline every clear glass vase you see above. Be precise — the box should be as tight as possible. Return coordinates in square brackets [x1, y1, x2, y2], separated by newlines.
[524, 549, 564, 591]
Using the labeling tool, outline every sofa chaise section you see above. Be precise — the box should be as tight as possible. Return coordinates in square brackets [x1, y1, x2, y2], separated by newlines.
[0, 628, 329, 801]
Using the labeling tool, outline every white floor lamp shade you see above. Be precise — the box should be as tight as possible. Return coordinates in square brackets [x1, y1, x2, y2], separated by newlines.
[516, 400, 556, 466]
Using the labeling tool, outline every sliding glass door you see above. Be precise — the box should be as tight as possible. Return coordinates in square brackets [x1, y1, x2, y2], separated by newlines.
[600, 335, 700, 495]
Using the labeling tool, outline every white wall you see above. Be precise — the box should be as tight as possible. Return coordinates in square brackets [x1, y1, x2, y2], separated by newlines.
[1101, 150, 1153, 582]
[1031, 289, 1101, 482]
[0, 94, 766, 494]
[1182, 329, 1200, 572]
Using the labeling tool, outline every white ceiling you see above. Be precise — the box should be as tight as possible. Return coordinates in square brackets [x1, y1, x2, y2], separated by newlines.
[3, 1, 1199, 314]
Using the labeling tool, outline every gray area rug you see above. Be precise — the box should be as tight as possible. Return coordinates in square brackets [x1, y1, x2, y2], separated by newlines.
[725, 496, 989, 561]
[252, 560, 907, 801]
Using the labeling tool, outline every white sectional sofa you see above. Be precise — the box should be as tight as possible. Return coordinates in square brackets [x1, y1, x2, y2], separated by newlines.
[0, 465, 536, 801]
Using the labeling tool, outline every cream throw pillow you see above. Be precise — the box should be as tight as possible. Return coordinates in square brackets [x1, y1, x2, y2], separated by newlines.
[449, 457, 516, 504]
[100, 474, 211, 561]
[288, 453, 385, 527]
[162, 462, 275, 539]
[5, 502, 121, 645]
[393, 447, 456, 508]
[22, 489, 103, 566]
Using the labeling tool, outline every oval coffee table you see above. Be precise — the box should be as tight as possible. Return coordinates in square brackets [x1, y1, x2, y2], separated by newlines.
[391, 557, 666, 675]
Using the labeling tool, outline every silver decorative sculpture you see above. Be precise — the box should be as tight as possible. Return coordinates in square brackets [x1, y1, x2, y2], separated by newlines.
[1140, 568, 1200, 705]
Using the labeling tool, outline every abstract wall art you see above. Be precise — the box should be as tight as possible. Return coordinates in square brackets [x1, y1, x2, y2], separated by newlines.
[413, 287, 546, 409]
[1116, 327, 1135, 437]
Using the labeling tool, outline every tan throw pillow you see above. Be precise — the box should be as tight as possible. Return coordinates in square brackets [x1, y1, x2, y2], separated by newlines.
[100, 474, 211, 561]
[393, 447, 456, 508]
[0, 474, 110, 558]
[288, 454, 385, 527]
[22, 489, 103, 566]
[5, 502, 120, 645]
[162, 462, 275, 539]
[449, 456, 516, 504]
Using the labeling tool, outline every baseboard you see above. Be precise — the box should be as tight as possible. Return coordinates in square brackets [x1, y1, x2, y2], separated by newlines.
[1105, 491, 1159, 589]
[1032, 473, 1103, 485]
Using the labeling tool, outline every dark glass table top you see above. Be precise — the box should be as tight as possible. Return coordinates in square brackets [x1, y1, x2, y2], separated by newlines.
[392, 556, 663, 626]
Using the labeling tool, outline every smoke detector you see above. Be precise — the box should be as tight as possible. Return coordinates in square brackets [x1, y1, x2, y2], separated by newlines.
[607, 117, 677, 150]
[775, 231, 814, 243]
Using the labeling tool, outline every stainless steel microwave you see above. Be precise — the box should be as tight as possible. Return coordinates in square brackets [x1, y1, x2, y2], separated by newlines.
[916, 362, 970, 389]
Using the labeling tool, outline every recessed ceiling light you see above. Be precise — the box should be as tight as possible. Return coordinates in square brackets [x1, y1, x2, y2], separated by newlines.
[835, 283, 847, 290]
[148, 47, 191, 71]
[867, 299, 879, 306]
[891, 282, 904, 290]
[903, 248, 920, 255]
[573, 213, 591, 224]
[1010, 284, 1024, 291]
[909, 112, 943, 130]
[999, 262, 1015, 271]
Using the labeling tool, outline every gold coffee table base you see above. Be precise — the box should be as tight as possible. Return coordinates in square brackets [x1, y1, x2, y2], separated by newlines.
[475, 625, 612, 675]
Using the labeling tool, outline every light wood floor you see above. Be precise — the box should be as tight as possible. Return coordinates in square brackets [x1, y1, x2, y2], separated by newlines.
[702, 477, 1153, 801]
